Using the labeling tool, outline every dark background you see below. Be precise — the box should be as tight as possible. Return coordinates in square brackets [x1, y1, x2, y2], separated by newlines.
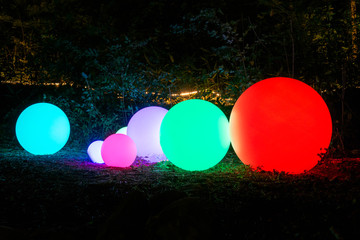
[0, 0, 359, 150]
[0, 1, 360, 240]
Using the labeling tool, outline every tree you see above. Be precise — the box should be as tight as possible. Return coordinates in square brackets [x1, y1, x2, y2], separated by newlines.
[350, 0, 358, 60]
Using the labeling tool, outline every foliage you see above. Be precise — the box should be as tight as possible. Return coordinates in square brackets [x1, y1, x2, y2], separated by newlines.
[1, 0, 359, 147]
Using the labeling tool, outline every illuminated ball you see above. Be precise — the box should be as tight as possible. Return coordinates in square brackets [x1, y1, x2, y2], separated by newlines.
[87, 140, 104, 164]
[15, 103, 70, 155]
[160, 99, 230, 171]
[127, 106, 168, 162]
[101, 134, 136, 167]
[116, 126, 127, 135]
[229, 77, 332, 173]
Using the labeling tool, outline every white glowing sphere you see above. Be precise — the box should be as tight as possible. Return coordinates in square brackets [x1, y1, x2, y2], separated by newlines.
[87, 140, 104, 164]
[15, 102, 70, 155]
[127, 106, 168, 162]
[116, 127, 127, 135]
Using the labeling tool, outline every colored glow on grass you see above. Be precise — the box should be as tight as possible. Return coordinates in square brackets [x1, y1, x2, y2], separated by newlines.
[160, 99, 230, 171]
[127, 106, 168, 162]
[229, 77, 332, 173]
[101, 134, 137, 168]
[15, 103, 70, 155]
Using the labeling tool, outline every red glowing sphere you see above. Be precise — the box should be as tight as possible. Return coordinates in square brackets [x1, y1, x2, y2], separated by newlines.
[101, 134, 137, 168]
[229, 77, 332, 173]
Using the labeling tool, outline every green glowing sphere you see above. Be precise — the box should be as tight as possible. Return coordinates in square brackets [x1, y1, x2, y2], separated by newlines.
[160, 99, 230, 171]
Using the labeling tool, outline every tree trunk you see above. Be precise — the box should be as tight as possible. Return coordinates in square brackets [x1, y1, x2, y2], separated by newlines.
[351, 0, 357, 60]
[290, 19, 295, 78]
[340, 64, 346, 154]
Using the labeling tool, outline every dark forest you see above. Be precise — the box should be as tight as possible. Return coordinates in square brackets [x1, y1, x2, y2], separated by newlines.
[0, 0, 359, 239]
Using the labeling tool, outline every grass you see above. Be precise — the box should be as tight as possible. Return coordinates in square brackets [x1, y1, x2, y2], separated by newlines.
[0, 140, 359, 240]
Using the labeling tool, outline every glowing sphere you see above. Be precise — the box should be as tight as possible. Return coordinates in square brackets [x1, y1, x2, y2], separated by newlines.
[116, 127, 127, 135]
[87, 140, 104, 164]
[160, 99, 230, 171]
[15, 103, 70, 155]
[101, 134, 137, 167]
[127, 106, 168, 162]
[229, 77, 332, 173]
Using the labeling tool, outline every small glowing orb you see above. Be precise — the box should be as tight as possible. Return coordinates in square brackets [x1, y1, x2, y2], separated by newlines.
[15, 103, 70, 155]
[87, 140, 104, 164]
[160, 99, 230, 171]
[101, 134, 137, 167]
[127, 106, 168, 162]
[229, 77, 332, 173]
[116, 127, 127, 135]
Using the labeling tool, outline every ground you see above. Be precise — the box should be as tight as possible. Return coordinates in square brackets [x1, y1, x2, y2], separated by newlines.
[0, 141, 359, 240]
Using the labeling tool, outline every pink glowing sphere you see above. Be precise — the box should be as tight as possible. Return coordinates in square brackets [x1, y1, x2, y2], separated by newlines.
[127, 106, 168, 162]
[101, 134, 137, 167]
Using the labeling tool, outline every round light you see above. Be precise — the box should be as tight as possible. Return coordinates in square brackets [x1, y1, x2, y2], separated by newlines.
[229, 77, 332, 173]
[160, 99, 230, 171]
[87, 140, 104, 164]
[101, 134, 137, 167]
[116, 127, 127, 135]
[127, 106, 168, 162]
[15, 103, 70, 155]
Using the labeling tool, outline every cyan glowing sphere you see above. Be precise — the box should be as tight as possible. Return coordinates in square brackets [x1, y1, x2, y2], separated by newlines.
[15, 103, 70, 155]
[160, 99, 230, 171]
[127, 106, 168, 162]
[87, 140, 104, 164]
[101, 134, 137, 168]
[116, 127, 127, 135]
[229, 77, 332, 173]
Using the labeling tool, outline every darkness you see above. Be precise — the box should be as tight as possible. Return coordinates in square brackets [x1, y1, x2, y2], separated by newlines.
[1, 0, 359, 149]
[0, 0, 359, 239]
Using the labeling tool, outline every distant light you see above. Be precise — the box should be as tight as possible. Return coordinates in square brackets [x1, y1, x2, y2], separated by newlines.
[87, 140, 104, 164]
[15, 103, 70, 155]
[178, 90, 198, 96]
[116, 127, 127, 135]
[101, 134, 137, 168]
[127, 106, 168, 162]
[229, 77, 333, 173]
[160, 99, 230, 171]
